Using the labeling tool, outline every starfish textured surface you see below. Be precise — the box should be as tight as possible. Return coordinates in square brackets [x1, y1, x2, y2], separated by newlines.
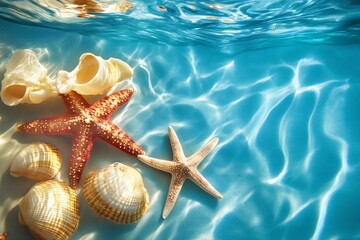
[18, 89, 144, 188]
[138, 126, 222, 219]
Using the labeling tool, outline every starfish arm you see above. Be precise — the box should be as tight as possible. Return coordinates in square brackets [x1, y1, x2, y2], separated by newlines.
[95, 121, 144, 155]
[188, 168, 223, 199]
[137, 155, 178, 173]
[162, 174, 186, 219]
[17, 115, 74, 134]
[189, 138, 219, 166]
[168, 126, 185, 161]
[68, 125, 94, 188]
[62, 91, 89, 114]
[89, 88, 133, 119]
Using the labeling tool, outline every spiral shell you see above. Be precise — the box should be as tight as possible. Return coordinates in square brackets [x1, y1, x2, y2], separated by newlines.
[56, 53, 133, 95]
[10, 142, 61, 181]
[0, 49, 57, 106]
[19, 180, 80, 240]
[83, 162, 149, 223]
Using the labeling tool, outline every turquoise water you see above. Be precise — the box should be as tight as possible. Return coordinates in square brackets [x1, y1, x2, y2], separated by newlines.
[0, 0, 360, 239]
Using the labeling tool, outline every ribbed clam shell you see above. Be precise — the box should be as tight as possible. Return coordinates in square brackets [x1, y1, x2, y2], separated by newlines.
[83, 162, 149, 223]
[10, 142, 61, 181]
[19, 180, 80, 240]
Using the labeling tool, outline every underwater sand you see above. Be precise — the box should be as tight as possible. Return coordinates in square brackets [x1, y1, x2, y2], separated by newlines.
[1, 1, 360, 239]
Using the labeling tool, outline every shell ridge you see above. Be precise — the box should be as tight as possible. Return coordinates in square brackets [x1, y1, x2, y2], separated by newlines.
[83, 162, 149, 223]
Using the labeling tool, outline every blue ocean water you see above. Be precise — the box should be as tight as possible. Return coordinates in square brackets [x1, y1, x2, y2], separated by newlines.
[0, 0, 360, 239]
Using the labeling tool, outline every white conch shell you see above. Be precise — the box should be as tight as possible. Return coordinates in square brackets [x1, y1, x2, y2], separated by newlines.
[10, 142, 61, 181]
[83, 162, 149, 223]
[57, 53, 133, 95]
[19, 180, 80, 240]
[0, 49, 58, 106]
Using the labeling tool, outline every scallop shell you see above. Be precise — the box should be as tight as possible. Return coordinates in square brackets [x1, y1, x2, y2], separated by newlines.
[10, 142, 61, 181]
[56, 53, 133, 95]
[19, 180, 80, 240]
[83, 162, 149, 223]
[0, 49, 58, 106]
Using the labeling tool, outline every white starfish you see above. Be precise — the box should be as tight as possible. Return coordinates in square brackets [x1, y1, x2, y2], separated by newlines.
[138, 126, 222, 219]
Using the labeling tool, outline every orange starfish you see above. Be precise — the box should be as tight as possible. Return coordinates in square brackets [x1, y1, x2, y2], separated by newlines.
[18, 88, 144, 188]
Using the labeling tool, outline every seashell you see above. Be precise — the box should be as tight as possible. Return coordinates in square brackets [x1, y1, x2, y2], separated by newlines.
[19, 180, 80, 240]
[83, 162, 149, 223]
[10, 142, 61, 181]
[0, 49, 58, 106]
[57, 53, 133, 95]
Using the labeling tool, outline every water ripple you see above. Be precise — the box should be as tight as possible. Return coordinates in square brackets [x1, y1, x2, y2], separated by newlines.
[0, 0, 360, 52]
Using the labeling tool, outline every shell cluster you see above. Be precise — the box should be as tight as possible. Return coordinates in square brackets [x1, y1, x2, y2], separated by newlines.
[83, 162, 150, 224]
[10, 142, 61, 181]
[11, 151, 150, 238]
[19, 180, 80, 240]
[0, 49, 57, 106]
[1, 50, 133, 106]
[57, 53, 133, 95]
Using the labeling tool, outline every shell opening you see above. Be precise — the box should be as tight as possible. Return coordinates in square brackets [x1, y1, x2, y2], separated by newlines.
[76, 54, 99, 84]
[4, 84, 27, 100]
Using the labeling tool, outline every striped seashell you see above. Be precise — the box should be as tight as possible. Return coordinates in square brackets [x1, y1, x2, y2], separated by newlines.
[83, 162, 149, 223]
[10, 142, 61, 181]
[19, 180, 80, 240]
